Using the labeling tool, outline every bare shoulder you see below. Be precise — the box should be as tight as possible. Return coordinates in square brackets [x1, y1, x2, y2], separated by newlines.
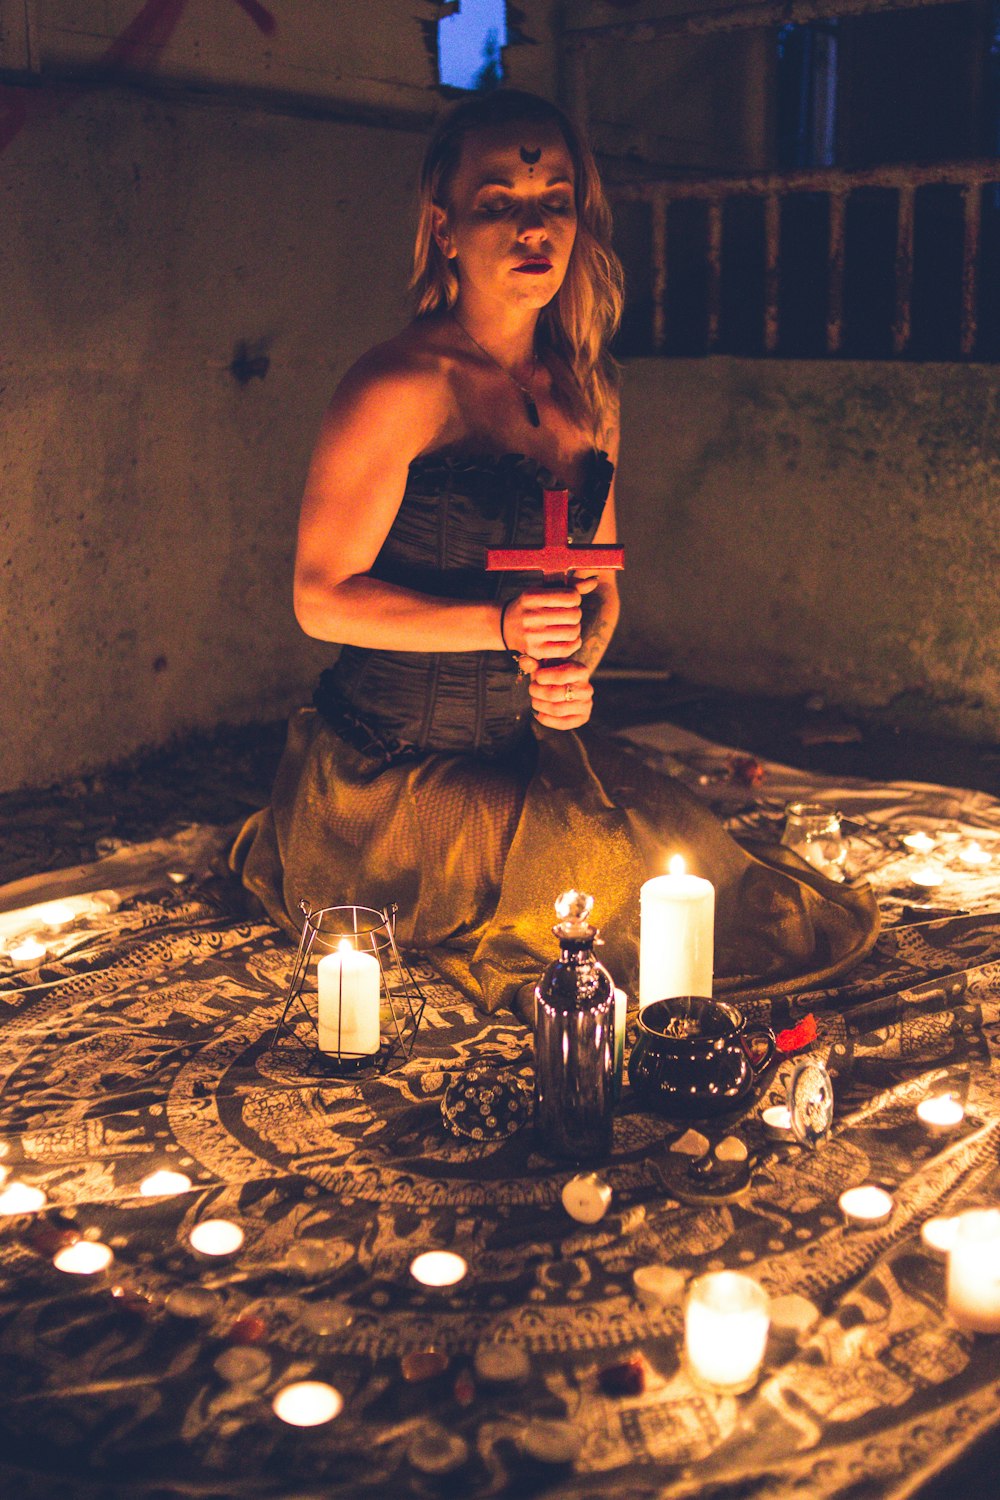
[328, 320, 454, 448]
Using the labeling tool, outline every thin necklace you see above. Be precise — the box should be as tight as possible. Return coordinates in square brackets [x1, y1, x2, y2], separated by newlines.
[451, 314, 540, 428]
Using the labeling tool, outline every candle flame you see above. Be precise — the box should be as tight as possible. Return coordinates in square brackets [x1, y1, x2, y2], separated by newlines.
[337, 938, 354, 954]
[668, 854, 686, 877]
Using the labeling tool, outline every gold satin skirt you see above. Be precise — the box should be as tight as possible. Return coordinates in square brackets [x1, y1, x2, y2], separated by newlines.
[231, 708, 880, 1014]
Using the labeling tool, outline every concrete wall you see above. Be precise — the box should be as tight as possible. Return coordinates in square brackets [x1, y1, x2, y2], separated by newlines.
[0, 83, 424, 792]
[615, 357, 1000, 741]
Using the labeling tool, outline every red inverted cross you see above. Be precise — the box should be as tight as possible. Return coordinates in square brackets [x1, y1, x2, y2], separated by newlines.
[486, 488, 624, 578]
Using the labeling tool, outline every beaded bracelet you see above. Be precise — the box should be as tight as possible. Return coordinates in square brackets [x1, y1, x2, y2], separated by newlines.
[498, 599, 527, 677]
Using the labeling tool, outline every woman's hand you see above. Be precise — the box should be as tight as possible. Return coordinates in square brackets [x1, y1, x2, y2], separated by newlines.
[518, 657, 594, 731]
[502, 587, 582, 661]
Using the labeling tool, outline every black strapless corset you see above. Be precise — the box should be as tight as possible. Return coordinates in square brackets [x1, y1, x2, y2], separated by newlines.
[313, 449, 614, 761]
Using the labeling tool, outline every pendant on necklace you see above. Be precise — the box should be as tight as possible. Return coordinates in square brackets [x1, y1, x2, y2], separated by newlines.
[524, 394, 540, 428]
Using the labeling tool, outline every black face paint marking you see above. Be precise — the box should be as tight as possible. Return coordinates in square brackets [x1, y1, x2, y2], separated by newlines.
[520, 146, 542, 164]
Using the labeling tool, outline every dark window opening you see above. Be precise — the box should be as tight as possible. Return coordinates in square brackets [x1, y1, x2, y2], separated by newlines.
[777, 22, 839, 169]
[438, 0, 507, 91]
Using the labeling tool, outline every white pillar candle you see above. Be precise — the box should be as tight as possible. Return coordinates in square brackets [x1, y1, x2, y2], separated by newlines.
[947, 1209, 1000, 1332]
[316, 940, 380, 1057]
[685, 1271, 769, 1393]
[639, 856, 714, 1008]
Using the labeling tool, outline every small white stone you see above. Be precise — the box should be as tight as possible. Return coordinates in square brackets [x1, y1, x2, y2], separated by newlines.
[561, 1173, 612, 1224]
[715, 1135, 748, 1162]
[474, 1341, 531, 1383]
[670, 1129, 710, 1157]
[214, 1347, 271, 1385]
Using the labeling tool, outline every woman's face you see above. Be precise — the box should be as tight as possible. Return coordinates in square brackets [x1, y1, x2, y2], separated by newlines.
[433, 118, 577, 313]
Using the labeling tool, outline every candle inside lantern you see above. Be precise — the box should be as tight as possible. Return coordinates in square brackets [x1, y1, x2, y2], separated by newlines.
[916, 1094, 965, 1132]
[188, 1218, 244, 1257]
[139, 1169, 193, 1197]
[946, 1209, 1000, 1332]
[0, 1181, 47, 1215]
[53, 1240, 114, 1275]
[639, 855, 714, 1008]
[316, 939, 381, 1057]
[272, 1380, 343, 1426]
[902, 831, 936, 855]
[409, 1250, 468, 1287]
[7, 937, 48, 970]
[685, 1271, 770, 1393]
[839, 1185, 894, 1226]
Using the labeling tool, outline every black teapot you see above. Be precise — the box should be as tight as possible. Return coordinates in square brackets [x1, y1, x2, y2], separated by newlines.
[628, 997, 776, 1119]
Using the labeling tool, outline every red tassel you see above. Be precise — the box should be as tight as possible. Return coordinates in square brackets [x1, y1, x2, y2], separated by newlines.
[776, 1013, 817, 1053]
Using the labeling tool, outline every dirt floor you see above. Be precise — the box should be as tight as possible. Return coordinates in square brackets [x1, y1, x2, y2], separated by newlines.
[2, 676, 998, 888]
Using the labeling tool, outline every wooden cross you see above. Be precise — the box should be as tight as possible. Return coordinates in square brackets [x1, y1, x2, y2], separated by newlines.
[486, 488, 624, 580]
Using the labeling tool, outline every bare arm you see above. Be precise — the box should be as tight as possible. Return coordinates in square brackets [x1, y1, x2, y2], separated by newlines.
[292, 349, 582, 658]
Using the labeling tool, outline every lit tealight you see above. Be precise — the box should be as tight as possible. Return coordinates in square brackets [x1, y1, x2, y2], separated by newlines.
[139, 1169, 193, 1198]
[902, 832, 936, 855]
[188, 1219, 244, 1257]
[921, 1216, 961, 1256]
[561, 1172, 612, 1225]
[839, 1185, 894, 1226]
[7, 937, 48, 970]
[762, 1105, 793, 1139]
[910, 865, 945, 889]
[271, 1380, 343, 1427]
[35, 902, 77, 931]
[409, 1250, 468, 1288]
[916, 1094, 965, 1132]
[959, 841, 992, 867]
[53, 1240, 114, 1275]
[0, 1182, 47, 1215]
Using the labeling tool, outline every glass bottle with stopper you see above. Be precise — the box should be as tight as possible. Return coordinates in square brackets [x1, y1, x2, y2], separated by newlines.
[533, 890, 615, 1163]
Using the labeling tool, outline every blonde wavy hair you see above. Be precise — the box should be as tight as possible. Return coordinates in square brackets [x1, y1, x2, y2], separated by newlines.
[411, 90, 624, 444]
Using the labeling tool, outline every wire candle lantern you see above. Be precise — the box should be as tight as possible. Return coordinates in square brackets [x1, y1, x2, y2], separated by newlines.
[270, 901, 426, 1074]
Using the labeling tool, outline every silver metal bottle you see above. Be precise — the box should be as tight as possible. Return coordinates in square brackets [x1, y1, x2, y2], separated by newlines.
[533, 891, 615, 1163]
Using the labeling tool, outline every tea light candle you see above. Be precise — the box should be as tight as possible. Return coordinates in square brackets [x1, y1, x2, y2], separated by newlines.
[685, 1271, 770, 1393]
[633, 1264, 686, 1309]
[639, 855, 715, 1008]
[8, 937, 48, 970]
[946, 1209, 1000, 1332]
[902, 831, 936, 855]
[762, 1105, 793, 1139]
[139, 1169, 193, 1197]
[35, 901, 77, 931]
[839, 1185, 893, 1226]
[916, 1094, 965, 1133]
[410, 1250, 467, 1287]
[0, 1181, 47, 1214]
[959, 841, 992, 867]
[272, 1381, 343, 1426]
[188, 1218, 244, 1257]
[561, 1172, 612, 1224]
[910, 865, 945, 889]
[316, 939, 380, 1057]
[53, 1240, 114, 1275]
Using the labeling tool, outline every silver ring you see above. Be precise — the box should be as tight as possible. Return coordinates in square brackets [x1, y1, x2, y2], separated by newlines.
[564, 684, 575, 702]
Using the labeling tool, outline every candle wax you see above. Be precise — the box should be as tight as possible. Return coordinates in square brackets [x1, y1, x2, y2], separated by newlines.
[316, 941, 380, 1057]
[639, 857, 715, 1008]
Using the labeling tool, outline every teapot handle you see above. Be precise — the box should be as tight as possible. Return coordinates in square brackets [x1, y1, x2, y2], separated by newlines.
[741, 1024, 776, 1077]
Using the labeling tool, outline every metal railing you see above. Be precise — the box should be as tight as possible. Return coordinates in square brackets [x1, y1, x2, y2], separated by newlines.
[610, 158, 1000, 358]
